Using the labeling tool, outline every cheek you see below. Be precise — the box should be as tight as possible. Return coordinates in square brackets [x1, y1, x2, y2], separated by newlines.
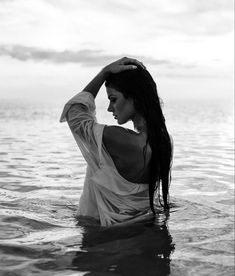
[115, 100, 124, 112]
[119, 100, 135, 119]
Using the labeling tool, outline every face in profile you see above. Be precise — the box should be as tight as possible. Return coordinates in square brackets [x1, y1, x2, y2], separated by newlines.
[106, 87, 136, 124]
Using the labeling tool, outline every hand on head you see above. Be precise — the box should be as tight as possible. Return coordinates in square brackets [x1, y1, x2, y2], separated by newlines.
[103, 57, 146, 77]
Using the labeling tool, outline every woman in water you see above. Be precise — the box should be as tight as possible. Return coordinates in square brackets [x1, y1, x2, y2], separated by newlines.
[60, 57, 173, 226]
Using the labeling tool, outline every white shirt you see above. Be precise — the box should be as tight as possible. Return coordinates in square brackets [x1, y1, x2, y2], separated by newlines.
[60, 91, 155, 226]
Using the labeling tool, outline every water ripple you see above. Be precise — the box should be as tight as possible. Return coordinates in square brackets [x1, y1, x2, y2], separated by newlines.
[0, 99, 234, 276]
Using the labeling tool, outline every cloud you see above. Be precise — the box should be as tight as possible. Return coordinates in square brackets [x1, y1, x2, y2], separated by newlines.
[43, 0, 234, 37]
[0, 0, 15, 2]
[0, 44, 104, 65]
[134, 0, 234, 37]
[45, 0, 138, 13]
[0, 44, 190, 68]
[184, 0, 233, 13]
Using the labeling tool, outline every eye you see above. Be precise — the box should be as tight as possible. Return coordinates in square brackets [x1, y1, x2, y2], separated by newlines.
[110, 98, 116, 103]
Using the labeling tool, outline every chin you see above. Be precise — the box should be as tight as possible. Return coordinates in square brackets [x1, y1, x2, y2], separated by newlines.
[117, 119, 128, 125]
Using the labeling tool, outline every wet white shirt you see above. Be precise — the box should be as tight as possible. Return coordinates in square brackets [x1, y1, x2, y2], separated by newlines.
[60, 91, 153, 226]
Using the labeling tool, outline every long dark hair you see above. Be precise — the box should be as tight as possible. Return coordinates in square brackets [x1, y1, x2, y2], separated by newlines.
[105, 67, 173, 212]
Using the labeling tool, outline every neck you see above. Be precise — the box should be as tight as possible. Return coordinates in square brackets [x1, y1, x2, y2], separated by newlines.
[132, 113, 147, 135]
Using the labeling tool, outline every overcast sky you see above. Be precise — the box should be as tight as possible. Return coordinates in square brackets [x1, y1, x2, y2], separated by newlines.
[0, 0, 234, 101]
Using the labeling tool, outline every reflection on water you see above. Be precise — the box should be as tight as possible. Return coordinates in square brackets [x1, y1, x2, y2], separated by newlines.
[0, 98, 234, 275]
[71, 218, 174, 275]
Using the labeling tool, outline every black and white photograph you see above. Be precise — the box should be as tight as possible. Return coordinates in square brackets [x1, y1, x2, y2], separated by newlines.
[0, 0, 234, 275]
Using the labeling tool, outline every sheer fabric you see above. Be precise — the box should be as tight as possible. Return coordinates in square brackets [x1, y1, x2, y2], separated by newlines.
[60, 91, 153, 226]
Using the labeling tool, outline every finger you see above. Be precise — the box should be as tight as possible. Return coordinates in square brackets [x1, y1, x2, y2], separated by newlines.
[134, 60, 146, 69]
[122, 58, 146, 69]
[121, 65, 138, 71]
[139, 62, 146, 69]
[122, 57, 136, 65]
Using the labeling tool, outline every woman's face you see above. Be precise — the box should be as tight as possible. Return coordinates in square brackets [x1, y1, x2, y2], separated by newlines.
[106, 87, 136, 124]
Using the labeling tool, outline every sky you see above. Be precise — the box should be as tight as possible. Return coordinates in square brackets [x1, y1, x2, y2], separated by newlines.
[0, 0, 234, 102]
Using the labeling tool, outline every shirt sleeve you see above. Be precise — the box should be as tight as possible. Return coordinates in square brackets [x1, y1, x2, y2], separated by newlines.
[60, 91, 105, 170]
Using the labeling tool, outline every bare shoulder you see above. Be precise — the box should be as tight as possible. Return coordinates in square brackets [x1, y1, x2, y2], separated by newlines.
[103, 125, 132, 145]
[103, 126, 136, 156]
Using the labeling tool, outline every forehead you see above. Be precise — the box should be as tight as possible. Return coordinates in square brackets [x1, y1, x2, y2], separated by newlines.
[106, 87, 123, 97]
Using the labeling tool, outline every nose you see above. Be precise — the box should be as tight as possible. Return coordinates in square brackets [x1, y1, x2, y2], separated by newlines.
[107, 102, 113, 112]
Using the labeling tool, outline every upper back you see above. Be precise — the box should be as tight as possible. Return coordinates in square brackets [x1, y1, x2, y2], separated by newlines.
[103, 126, 152, 184]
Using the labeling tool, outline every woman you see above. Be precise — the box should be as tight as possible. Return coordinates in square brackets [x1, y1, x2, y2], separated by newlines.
[60, 57, 173, 227]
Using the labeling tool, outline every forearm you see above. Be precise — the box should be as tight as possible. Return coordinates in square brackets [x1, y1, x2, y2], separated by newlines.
[83, 68, 107, 98]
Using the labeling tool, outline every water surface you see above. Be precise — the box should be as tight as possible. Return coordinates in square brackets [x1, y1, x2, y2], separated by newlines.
[0, 97, 234, 275]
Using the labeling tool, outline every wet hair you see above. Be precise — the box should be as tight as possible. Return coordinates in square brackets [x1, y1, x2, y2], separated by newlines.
[105, 67, 173, 212]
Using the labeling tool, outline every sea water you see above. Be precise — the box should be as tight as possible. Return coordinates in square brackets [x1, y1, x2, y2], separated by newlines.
[0, 97, 234, 276]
